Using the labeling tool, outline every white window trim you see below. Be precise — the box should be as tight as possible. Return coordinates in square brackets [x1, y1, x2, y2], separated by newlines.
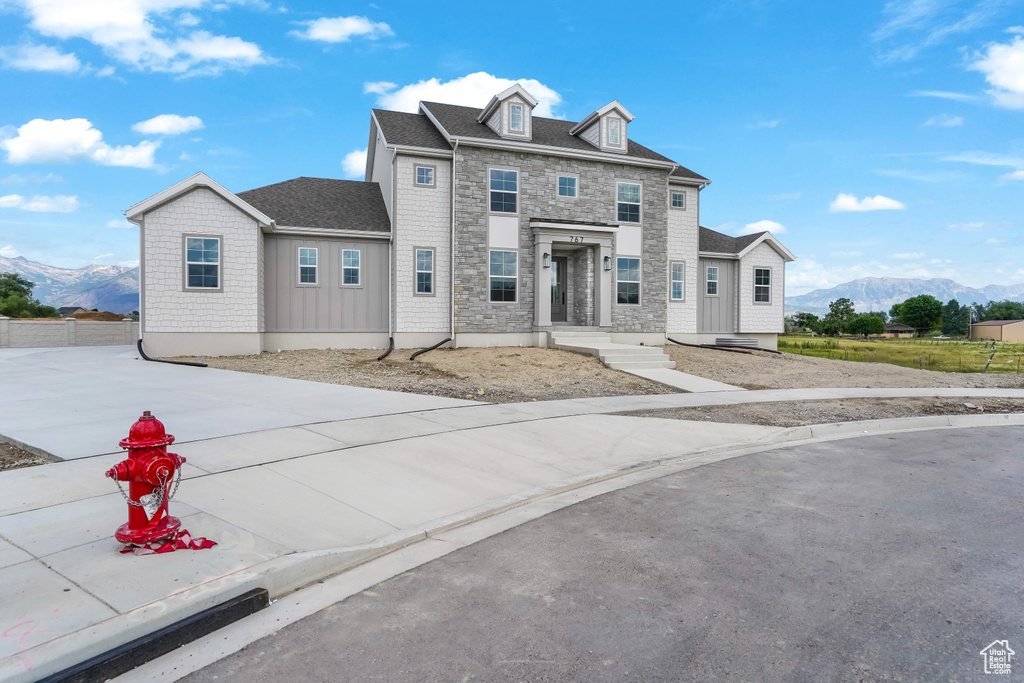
[616, 256, 642, 306]
[414, 165, 436, 188]
[509, 104, 524, 132]
[670, 261, 685, 301]
[297, 246, 318, 286]
[616, 181, 642, 224]
[341, 249, 361, 288]
[556, 173, 578, 199]
[488, 249, 519, 303]
[670, 191, 686, 210]
[607, 117, 621, 146]
[754, 266, 772, 304]
[706, 266, 719, 297]
[183, 234, 222, 292]
[415, 247, 435, 297]
[488, 167, 519, 215]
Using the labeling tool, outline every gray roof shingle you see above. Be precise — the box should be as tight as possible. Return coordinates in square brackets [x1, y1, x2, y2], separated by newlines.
[418, 101, 708, 182]
[699, 226, 765, 254]
[372, 109, 451, 150]
[237, 177, 390, 233]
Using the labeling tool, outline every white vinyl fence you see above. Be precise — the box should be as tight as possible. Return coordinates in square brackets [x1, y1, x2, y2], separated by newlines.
[0, 317, 139, 349]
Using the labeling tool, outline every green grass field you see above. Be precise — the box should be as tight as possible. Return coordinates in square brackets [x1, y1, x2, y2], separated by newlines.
[778, 335, 1024, 374]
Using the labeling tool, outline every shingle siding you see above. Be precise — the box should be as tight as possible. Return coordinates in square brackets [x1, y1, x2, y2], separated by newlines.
[667, 185, 699, 334]
[738, 242, 785, 333]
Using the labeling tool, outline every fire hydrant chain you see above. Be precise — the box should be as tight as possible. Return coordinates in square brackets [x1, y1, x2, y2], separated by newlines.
[111, 467, 180, 507]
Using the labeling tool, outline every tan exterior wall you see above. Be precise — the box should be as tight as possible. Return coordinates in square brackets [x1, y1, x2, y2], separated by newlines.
[972, 321, 1024, 342]
[0, 318, 138, 348]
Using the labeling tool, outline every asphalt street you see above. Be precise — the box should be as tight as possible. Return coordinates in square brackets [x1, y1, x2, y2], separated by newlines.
[184, 426, 1024, 682]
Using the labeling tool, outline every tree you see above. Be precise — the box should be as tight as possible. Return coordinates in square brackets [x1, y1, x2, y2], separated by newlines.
[867, 310, 888, 324]
[941, 299, 970, 337]
[847, 313, 885, 337]
[900, 295, 943, 334]
[792, 311, 821, 333]
[0, 272, 34, 299]
[889, 302, 904, 323]
[981, 300, 1024, 321]
[820, 298, 856, 336]
[0, 272, 59, 318]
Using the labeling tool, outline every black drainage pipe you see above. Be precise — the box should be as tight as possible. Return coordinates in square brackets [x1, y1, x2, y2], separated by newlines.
[410, 337, 451, 361]
[376, 336, 395, 361]
[137, 338, 207, 368]
[666, 337, 752, 355]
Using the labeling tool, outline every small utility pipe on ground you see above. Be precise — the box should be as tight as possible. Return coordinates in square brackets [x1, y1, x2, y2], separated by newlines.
[137, 339, 207, 368]
[410, 337, 451, 361]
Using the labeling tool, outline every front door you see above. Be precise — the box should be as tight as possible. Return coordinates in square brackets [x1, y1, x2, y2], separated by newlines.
[551, 256, 568, 322]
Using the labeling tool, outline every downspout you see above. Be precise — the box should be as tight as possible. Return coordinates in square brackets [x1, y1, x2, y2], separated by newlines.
[380, 146, 398, 360]
[450, 139, 459, 345]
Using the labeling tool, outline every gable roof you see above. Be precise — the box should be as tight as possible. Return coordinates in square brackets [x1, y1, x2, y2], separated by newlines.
[698, 226, 796, 261]
[372, 109, 451, 151]
[419, 101, 708, 182]
[885, 323, 915, 331]
[125, 172, 273, 227]
[568, 100, 635, 135]
[478, 83, 539, 122]
[237, 177, 390, 233]
[973, 319, 1024, 326]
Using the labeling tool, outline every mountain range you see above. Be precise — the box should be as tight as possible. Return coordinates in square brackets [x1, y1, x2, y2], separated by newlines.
[786, 277, 1024, 315]
[0, 255, 139, 314]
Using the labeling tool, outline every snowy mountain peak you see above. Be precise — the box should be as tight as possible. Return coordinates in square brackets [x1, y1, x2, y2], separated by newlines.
[0, 254, 139, 313]
[786, 277, 1024, 315]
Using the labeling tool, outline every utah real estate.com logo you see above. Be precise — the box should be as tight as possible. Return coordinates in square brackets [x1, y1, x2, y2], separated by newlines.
[980, 640, 1014, 675]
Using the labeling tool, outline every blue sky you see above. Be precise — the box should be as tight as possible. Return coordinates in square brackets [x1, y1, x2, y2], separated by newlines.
[0, 0, 1021, 295]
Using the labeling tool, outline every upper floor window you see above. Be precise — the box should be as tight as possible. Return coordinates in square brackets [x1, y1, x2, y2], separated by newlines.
[490, 169, 518, 213]
[608, 118, 621, 145]
[342, 249, 360, 286]
[185, 236, 220, 289]
[616, 257, 640, 305]
[415, 166, 435, 187]
[416, 248, 434, 295]
[298, 247, 318, 284]
[755, 268, 771, 303]
[706, 266, 719, 296]
[509, 104, 524, 132]
[558, 175, 577, 198]
[670, 262, 685, 301]
[616, 182, 641, 223]
[671, 191, 686, 209]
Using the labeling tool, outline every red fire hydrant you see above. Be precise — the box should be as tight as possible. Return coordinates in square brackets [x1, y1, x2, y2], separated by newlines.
[106, 411, 185, 545]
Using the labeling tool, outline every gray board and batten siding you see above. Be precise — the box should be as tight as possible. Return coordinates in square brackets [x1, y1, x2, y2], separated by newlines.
[264, 235, 388, 333]
[697, 258, 736, 333]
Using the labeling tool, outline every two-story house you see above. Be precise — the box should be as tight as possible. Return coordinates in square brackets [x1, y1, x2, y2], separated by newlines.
[127, 84, 794, 357]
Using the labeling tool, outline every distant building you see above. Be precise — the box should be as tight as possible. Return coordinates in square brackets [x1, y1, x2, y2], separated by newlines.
[883, 323, 915, 338]
[58, 306, 85, 317]
[971, 320, 1024, 343]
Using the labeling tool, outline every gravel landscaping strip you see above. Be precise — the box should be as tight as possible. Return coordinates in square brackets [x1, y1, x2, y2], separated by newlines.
[0, 440, 58, 471]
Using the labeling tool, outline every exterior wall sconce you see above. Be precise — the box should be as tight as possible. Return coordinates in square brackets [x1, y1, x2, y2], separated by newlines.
[603, 255, 612, 271]
[543, 252, 551, 268]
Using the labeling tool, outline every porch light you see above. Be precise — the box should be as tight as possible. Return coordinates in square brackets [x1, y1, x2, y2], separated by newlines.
[603, 255, 612, 271]
[543, 252, 551, 268]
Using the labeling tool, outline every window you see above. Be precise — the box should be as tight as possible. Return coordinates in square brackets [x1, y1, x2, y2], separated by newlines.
[706, 266, 719, 295]
[298, 247, 318, 284]
[558, 175, 577, 198]
[489, 250, 518, 302]
[415, 166, 434, 187]
[342, 249, 360, 286]
[754, 268, 771, 303]
[608, 118, 621, 145]
[617, 257, 640, 305]
[489, 169, 518, 213]
[185, 236, 220, 289]
[671, 191, 686, 209]
[616, 182, 641, 223]
[670, 262, 685, 301]
[509, 104, 523, 132]
[415, 248, 434, 295]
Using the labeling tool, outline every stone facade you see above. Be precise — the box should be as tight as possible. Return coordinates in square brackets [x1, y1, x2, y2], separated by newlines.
[738, 241, 785, 333]
[142, 187, 261, 334]
[453, 147, 671, 334]
[666, 183, 700, 334]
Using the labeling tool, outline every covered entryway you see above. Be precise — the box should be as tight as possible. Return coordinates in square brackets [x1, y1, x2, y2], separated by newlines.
[531, 219, 616, 330]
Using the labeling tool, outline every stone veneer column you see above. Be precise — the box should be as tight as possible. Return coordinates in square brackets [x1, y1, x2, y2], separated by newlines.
[534, 237, 553, 328]
[596, 245, 612, 327]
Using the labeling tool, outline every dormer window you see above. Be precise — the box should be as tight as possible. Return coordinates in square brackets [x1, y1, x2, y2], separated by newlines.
[509, 105, 524, 132]
[568, 100, 635, 154]
[608, 118, 621, 146]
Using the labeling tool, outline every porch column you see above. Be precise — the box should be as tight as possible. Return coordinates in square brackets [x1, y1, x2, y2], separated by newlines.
[534, 237, 553, 328]
[596, 244, 612, 327]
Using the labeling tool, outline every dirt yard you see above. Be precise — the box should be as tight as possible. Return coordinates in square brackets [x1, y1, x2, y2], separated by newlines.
[664, 345, 1024, 390]
[621, 396, 1024, 428]
[0, 441, 58, 471]
[176, 347, 673, 403]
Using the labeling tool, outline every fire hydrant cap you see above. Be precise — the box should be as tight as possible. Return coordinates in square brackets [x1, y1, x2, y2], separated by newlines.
[119, 410, 175, 449]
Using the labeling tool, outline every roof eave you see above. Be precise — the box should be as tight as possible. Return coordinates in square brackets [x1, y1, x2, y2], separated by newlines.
[449, 135, 678, 170]
[125, 172, 273, 228]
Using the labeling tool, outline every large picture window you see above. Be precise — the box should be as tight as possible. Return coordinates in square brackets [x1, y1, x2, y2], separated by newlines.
[416, 248, 434, 295]
[489, 250, 518, 302]
[706, 266, 719, 295]
[342, 249, 360, 286]
[489, 169, 518, 213]
[670, 261, 685, 301]
[185, 236, 220, 289]
[616, 182, 641, 223]
[617, 257, 640, 305]
[755, 268, 771, 303]
[298, 247, 317, 284]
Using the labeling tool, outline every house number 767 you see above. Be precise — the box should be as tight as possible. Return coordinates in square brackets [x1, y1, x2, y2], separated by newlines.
[569, 236, 584, 243]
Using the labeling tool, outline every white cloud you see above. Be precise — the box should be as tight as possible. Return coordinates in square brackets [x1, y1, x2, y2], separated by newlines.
[1, 118, 159, 168]
[363, 80, 396, 95]
[1003, 169, 1024, 180]
[290, 16, 393, 43]
[984, 238, 1007, 244]
[830, 250, 863, 258]
[0, 194, 80, 212]
[890, 252, 925, 259]
[942, 150, 1024, 179]
[828, 193, 906, 212]
[947, 222, 988, 231]
[341, 148, 366, 179]
[133, 114, 203, 135]
[10, 0, 269, 76]
[0, 172, 63, 185]
[786, 257, 948, 296]
[0, 42, 80, 72]
[923, 113, 963, 126]
[94, 252, 114, 260]
[969, 34, 1024, 109]
[120, 259, 139, 267]
[930, 258, 953, 264]
[910, 89, 981, 102]
[873, 0, 1013, 62]
[367, 72, 563, 118]
[0, 245, 20, 257]
[179, 152, 192, 161]
[746, 120, 779, 129]
[739, 219, 787, 235]
[106, 218, 133, 228]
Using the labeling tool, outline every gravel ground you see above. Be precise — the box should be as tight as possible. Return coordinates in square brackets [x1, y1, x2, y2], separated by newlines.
[665, 345, 1024, 390]
[176, 347, 673, 403]
[0, 441, 57, 471]
[621, 396, 1024, 427]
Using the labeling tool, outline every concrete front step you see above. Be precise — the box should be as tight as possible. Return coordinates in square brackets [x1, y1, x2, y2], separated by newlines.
[599, 353, 673, 365]
[606, 360, 677, 370]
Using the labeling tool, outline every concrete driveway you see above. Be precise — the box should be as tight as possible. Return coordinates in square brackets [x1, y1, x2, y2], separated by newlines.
[0, 346, 475, 459]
